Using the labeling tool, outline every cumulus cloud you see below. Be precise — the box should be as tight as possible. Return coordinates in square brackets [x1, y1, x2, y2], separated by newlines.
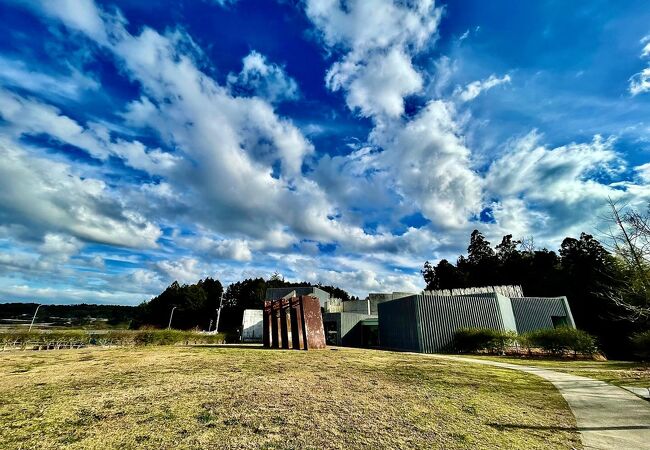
[485, 132, 628, 240]
[372, 101, 483, 228]
[227, 51, 299, 103]
[25, 0, 411, 254]
[305, 1, 481, 230]
[305, 0, 441, 118]
[0, 138, 161, 248]
[327, 47, 423, 117]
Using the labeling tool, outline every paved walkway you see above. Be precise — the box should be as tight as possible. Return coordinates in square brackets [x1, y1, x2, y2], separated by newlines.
[430, 355, 650, 450]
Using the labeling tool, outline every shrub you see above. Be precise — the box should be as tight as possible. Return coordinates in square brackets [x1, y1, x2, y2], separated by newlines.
[0, 329, 226, 350]
[523, 327, 597, 356]
[454, 328, 517, 353]
[630, 330, 650, 360]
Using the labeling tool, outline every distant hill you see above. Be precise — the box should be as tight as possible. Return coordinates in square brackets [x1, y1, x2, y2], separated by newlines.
[0, 302, 138, 328]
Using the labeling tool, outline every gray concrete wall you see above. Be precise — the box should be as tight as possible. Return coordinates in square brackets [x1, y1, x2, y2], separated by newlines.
[342, 299, 370, 314]
[265, 287, 330, 308]
[496, 293, 518, 332]
[368, 292, 414, 314]
[323, 312, 377, 347]
[241, 309, 263, 342]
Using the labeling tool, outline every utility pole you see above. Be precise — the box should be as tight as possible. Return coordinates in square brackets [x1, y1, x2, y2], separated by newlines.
[29, 304, 42, 332]
[167, 306, 177, 329]
[215, 292, 225, 333]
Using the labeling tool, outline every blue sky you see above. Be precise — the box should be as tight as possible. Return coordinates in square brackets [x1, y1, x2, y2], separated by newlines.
[1, 0, 649, 304]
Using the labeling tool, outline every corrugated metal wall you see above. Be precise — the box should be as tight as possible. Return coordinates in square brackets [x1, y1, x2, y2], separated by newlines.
[510, 297, 573, 333]
[415, 294, 505, 353]
[378, 296, 420, 352]
[378, 294, 577, 354]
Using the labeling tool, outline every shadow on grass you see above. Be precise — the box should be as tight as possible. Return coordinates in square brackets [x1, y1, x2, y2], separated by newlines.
[489, 423, 650, 431]
[190, 344, 266, 350]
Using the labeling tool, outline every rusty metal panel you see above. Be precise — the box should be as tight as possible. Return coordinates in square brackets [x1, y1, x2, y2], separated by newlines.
[263, 295, 325, 350]
[280, 299, 290, 349]
[300, 295, 326, 350]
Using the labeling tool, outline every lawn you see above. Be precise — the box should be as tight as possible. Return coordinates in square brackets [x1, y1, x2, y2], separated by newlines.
[460, 355, 650, 388]
[0, 346, 581, 449]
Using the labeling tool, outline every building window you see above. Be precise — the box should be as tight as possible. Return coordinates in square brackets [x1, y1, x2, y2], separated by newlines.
[551, 316, 569, 328]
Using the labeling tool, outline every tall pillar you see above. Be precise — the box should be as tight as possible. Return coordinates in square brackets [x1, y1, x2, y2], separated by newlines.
[271, 302, 280, 348]
[280, 299, 290, 349]
[290, 298, 304, 350]
[263, 301, 271, 348]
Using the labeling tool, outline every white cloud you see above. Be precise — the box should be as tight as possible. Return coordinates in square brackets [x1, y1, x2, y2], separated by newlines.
[0, 89, 179, 175]
[0, 56, 99, 100]
[372, 101, 483, 228]
[455, 74, 511, 102]
[8, 0, 650, 305]
[182, 235, 253, 262]
[0, 282, 147, 305]
[630, 68, 650, 96]
[327, 47, 423, 117]
[0, 138, 161, 248]
[304, 0, 438, 53]
[629, 35, 650, 96]
[635, 162, 650, 183]
[227, 51, 299, 103]
[27, 0, 112, 44]
[305, 0, 441, 118]
[155, 258, 208, 285]
[40, 233, 83, 257]
[485, 132, 628, 240]
[28, 0, 408, 256]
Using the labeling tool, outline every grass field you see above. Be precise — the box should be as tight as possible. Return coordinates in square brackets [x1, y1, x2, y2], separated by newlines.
[0, 346, 581, 449]
[461, 356, 650, 388]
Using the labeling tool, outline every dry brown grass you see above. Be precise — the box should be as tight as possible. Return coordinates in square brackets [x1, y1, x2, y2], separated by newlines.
[0, 346, 581, 449]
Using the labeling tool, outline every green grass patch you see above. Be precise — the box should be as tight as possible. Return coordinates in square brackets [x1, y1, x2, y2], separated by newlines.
[462, 355, 650, 388]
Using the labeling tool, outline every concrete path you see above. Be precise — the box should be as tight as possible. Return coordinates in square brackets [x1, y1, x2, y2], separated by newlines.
[430, 355, 650, 450]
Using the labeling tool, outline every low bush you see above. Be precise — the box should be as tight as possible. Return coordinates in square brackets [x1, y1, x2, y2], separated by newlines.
[454, 328, 517, 354]
[630, 330, 650, 360]
[454, 326, 598, 357]
[0, 329, 226, 350]
[522, 327, 597, 357]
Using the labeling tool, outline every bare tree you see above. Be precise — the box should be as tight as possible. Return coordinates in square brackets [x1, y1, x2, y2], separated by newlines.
[519, 235, 536, 254]
[601, 198, 650, 320]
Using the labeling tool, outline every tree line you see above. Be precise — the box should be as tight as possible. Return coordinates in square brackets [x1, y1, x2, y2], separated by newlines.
[130, 274, 354, 333]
